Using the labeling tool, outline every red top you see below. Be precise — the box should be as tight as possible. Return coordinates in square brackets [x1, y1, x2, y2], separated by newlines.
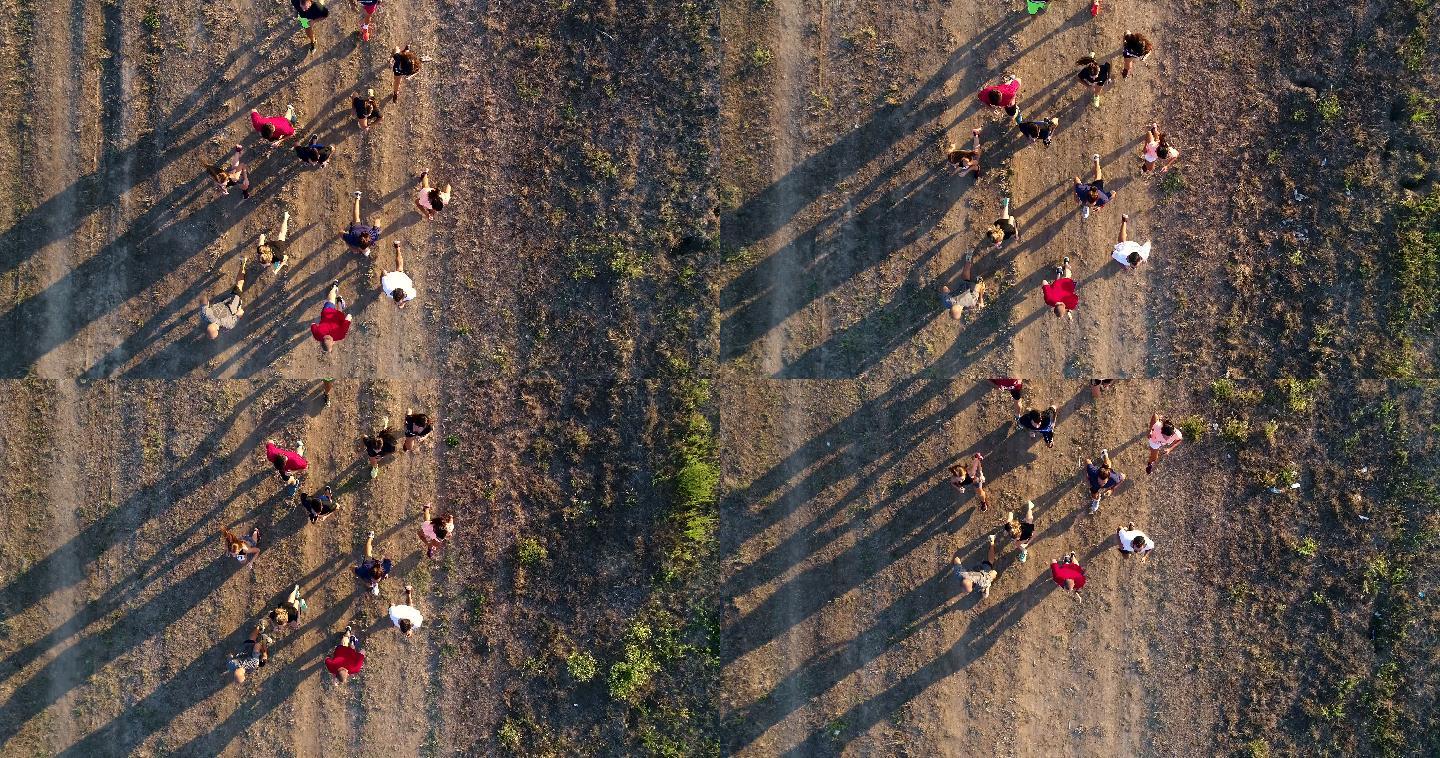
[324, 645, 365, 677]
[310, 306, 352, 343]
[989, 378, 1023, 390]
[1042, 278, 1078, 310]
[251, 111, 296, 139]
[1051, 561, 1086, 590]
[977, 78, 1021, 108]
[265, 442, 308, 473]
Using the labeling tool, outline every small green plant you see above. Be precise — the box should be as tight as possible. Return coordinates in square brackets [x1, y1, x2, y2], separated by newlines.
[444, 434, 460, 448]
[497, 719, 522, 751]
[749, 45, 773, 68]
[1177, 415, 1206, 443]
[1293, 536, 1319, 558]
[1317, 92, 1341, 122]
[517, 536, 548, 567]
[1243, 738, 1269, 758]
[609, 623, 660, 703]
[567, 651, 598, 682]
[1220, 418, 1251, 447]
[1211, 378, 1238, 402]
[1159, 168, 1187, 198]
[141, 8, 161, 31]
[1277, 378, 1320, 413]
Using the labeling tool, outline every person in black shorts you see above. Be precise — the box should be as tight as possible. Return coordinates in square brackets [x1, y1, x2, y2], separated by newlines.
[403, 409, 435, 452]
[203, 144, 250, 199]
[391, 45, 422, 102]
[227, 624, 270, 685]
[988, 378, 1025, 413]
[985, 197, 1018, 248]
[295, 134, 333, 166]
[354, 530, 393, 595]
[1003, 500, 1037, 562]
[292, 0, 330, 51]
[1017, 405, 1058, 448]
[352, 89, 383, 131]
[949, 453, 991, 510]
[1072, 153, 1114, 219]
[268, 585, 307, 632]
[1075, 53, 1112, 108]
[1121, 31, 1152, 79]
[301, 486, 338, 523]
[1018, 116, 1059, 146]
[943, 127, 982, 178]
[363, 421, 400, 478]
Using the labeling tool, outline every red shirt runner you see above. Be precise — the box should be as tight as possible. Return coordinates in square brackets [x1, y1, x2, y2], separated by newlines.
[324, 645, 365, 677]
[310, 306, 352, 343]
[1042, 278, 1079, 310]
[265, 442, 308, 473]
[1051, 561, 1086, 590]
[977, 78, 1021, 108]
[251, 111, 296, 139]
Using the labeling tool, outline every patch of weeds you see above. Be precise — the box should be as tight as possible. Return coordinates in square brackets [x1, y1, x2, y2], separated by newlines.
[1293, 536, 1318, 558]
[1220, 418, 1251, 447]
[749, 45, 773, 68]
[1276, 378, 1320, 413]
[464, 589, 487, 625]
[1159, 168, 1186, 198]
[1317, 92, 1341, 122]
[609, 623, 660, 704]
[1177, 415, 1206, 443]
[141, 7, 161, 31]
[517, 536, 549, 567]
[1242, 738, 1269, 758]
[824, 717, 848, 742]
[581, 143, 620, 181]
[497, 718, 523, 751]
[567, 650, 598, 682]
[444, 434, 460, 448]
[1399, 23, 1428, 74]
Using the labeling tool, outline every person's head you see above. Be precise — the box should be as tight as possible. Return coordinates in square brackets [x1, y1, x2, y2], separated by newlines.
[986, 89, 1002, 106]
[1052, 302, 1067, 319]
[1086, 186, 1101, 202]
[1063, 578, 1076, 592]
[321, 335, 334, 353]
[231, 666, 247, 685]
[410, 412, 430, 427]
[258, 243, 274, 265]
[391, 288, 406, 304]
[227, 539, 240, 556]
[986, 226, 1004, 244]
[1127, 250, 1142, 267]
[427, 188, 445, 210]
[206, 322, 222, 340]
[1127, 32, 1151, 52]
[272, 455, 287, 472]
[435, 514, 455, 535]
[260, 123, 276, 140]
[1097, 464, 1112, 479]
[398, 619, 414, 635]
[1076, 56, 1099, 75]
[357, 230, 374, 246]
[1132, 535, 1149, 551]
[270, 607, 289, 626]
[1160, 419, 1176, 436]
[335, 667, 349, 684]
[1046, 117, 1059, 127]
[1004, 519, 1021, 539]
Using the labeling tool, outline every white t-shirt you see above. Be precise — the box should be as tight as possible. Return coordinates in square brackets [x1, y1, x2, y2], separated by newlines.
[1117, 528, 1153, 554]
[1149, 421, 1183, 449]
[380, 271, 416, 304]
[1112, 240, 1152, 268]
[389, 604, 424, 629]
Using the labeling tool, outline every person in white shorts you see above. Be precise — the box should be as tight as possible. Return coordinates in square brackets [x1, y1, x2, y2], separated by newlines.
[1140, 121, 1179, 174]
[1145, 412, 1183, 474]
[414, 169, 452, 221]
[388, 584, 424, 636]
[1116, 522, 1154, 560]
[939, 278, 985, 321]
[1111, 214, 1152, 272]
[381, 241, 417, 309]
[953, 535, 999, 598]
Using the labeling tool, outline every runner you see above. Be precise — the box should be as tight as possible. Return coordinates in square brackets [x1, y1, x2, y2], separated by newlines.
[352, 89, 383, 131]
[976, 74, 1022, 121]
[985, 197, 1018, 248]
[1003, 500, 1037, 562]
[391, 45, 423, 102]
[1116, 522, 1155, 560]
[1018, 405, 1059, 448]
[362, 422, 400, 478]
[1041, 257, 1077, 321]
[381, 241, 417, 308]
[939, 278, 985, 321]
[264, 439, 308, 490]
[324, 625, 366, 684]
[1139, 121, 1180, 174]
[291, 0, 330, 51]
[220, 526, 261, 564]
[1090, 378, 1114, 401]
[1121, 31, 1153, 79]
[953, 535, 999, 598]
[309, 280, 353, 353]
[943, 127, 982, 178]
[354, 0, 381, 41]
[417, 503, 455, 558]
[402, 409, 435, 452]
[295, 134, 333, 166]
[1145, 412, 1184, 474]
[1072, 154, 1115, 219]
[202, 144, 250, 198]
[339, 190, 382, 255]
[250, 106, 296, 146]
[226, 624, 270, 685]
[948, 453, 991, 511]
[301, 486, 338, 523]
[1050, 552, 1086, 601]
[1075, 53, 1112, 108]
[268, 585, 307, 632]
[388, 584, 425, 636]
[1111, 214, 1152, 272]
[414, 169, 452, 220]
[354, 530, 394, 596]
[988, 378, 1025, 413]
[255, 210, 291, 277]
[199, 258, 247, 340]
[1018, 116, 1060, 146]
[1082, 448, 1125, 514]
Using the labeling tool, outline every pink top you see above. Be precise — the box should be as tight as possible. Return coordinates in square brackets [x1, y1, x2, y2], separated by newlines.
[977, 78, 1021, 108]
[265, 442, 308, 473]
[251, 111, 296, 139]
[1149, 421, 1183, 447]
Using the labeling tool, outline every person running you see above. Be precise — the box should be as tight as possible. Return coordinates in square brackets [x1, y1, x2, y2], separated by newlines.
[351, 88, 383, 131]
[417, 503, 454, 558]
[976, 75, 1022, 121]
[948, 453, 991, 510]
[227, 624, 270, 685]
[301, 486, 339, 523]
[388, 584, 424, 636]
[391, 45, 423, 102]
[256, 211, 291, 277]
[202, 144, 250, 198]
[943, 127, 982, 178]
[264, 439, 308, 489]
[381, 241, 417, 308]
[1116, 522, 1155, 560]
[939, 278, 985, 321]
[1073, 154, 1115, 219]
[1145, 412, 1184, 474]
[220, 526, 261, 564]
[199, 258, 248, 339]
[1018, 405, 1059, 448]
[295, 134, 333, 166]
[340, 191, 382, 256]
[1139, 122, 1180, 174]
[953, 535, 999, 598]
[988, 378, 1025, 413]
[985, 197, 1018, 248]
[310, 280, 353, 353]
[1003, 500, 1037, 562]
[1041, 257, 1077, 321]
[354, 0, 381, 41]
[362, 422, 400, 478]
[1083, 448, 1125, 514]
[324, 625, 366, 684]
[1050, 552, 1086, 601]
[1018, 116, 1059, 146]
[1121, 31, 1153, 79]
[292, 0, 330, 51]
[402, 409, 435, 452]
[268, 584, 307, 632]
[354, 530, 393, 595]
[414, 170, 453, 221]
[1111, 214, 1152, 272]
[1075, 54, 1112, 108]
[250, 106, 297, 146]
